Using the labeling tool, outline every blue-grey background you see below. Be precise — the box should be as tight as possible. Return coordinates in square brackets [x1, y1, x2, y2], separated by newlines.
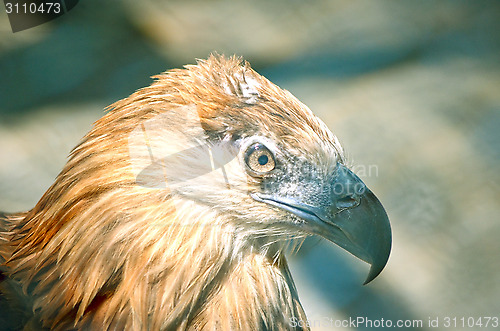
[1, 1, 499, 330]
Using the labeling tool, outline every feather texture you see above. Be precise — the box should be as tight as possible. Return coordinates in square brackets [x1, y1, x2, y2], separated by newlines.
[0, 55, 345, 330]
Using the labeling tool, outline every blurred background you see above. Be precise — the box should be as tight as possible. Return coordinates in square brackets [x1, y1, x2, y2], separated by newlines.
[1, 0, 499, 330]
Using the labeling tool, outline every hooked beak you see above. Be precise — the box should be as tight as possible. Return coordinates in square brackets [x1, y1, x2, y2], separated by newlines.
[252, 163, 391, 284]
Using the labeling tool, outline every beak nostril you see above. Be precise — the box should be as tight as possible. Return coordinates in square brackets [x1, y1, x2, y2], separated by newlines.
[355, 183, 366, 195]
[336, 195, 360, 209]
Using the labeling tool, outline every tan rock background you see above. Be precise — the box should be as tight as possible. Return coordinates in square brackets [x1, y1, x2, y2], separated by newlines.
[1, 1, 499, 330]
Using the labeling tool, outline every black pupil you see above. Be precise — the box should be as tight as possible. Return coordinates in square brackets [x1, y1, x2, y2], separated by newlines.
[258, 154, 269, 165]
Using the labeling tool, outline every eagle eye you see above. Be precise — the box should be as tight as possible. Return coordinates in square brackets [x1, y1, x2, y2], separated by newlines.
[244, 143, 276, 175]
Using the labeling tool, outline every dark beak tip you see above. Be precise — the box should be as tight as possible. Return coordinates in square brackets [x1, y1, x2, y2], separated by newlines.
[363, 228, 392, 285]
[363, 256, 389, 285]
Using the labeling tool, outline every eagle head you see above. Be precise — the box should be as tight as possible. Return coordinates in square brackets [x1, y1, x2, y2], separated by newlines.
[126, 55, 391, 283]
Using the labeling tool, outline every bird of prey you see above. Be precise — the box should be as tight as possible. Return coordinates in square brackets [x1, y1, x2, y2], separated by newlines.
[0, 55, 391, 330]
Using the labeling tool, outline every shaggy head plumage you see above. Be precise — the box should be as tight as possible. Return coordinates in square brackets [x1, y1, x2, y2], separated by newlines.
[0, 55, 390, 330]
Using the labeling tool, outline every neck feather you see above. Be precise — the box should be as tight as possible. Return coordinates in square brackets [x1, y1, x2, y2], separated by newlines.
[2, 199, 308, 330]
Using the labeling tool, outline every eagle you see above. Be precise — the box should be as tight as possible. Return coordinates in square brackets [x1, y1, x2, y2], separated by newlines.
[0, 55, 391, 330]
